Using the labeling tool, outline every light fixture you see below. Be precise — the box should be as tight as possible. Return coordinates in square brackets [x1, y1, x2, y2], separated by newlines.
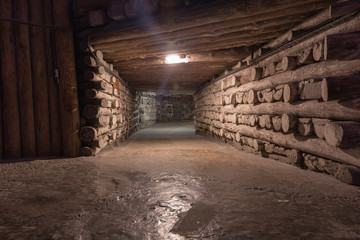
[165, 54, 189, 64]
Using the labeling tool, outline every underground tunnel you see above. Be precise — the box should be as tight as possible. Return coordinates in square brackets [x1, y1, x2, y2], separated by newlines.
[0, 0, 360, 239]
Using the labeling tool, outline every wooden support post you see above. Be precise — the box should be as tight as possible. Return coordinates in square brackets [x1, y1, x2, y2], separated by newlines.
[53, 0, 81, 157]
[30, 0, 51, 156]
[14, 0, 36, 157]
[0, 82, 2, 159]
[0, 0, 22, 158]
[44, 0, 62, 156]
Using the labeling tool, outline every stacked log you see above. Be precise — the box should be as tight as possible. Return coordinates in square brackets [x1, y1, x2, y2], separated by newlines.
[77, 44, 137, 156]
[194, 7, 360, 185]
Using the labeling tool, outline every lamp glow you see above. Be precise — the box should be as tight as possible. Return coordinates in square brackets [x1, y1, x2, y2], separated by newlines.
[165, 54, 189, 64]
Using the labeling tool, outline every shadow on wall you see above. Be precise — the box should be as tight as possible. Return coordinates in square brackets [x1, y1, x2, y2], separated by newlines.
[137, 92, 194, 128]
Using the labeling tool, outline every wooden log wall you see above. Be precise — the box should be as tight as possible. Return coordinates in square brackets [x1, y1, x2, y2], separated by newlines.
[0, 0, 80, 159]
[194, 7, 360, 186]
[77, 43, 138, 156]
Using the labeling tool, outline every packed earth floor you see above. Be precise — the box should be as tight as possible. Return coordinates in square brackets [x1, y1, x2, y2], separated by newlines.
[0, 122, 359, 240]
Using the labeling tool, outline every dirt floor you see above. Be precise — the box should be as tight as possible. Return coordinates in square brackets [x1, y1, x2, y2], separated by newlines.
[0, 122, 359, 240]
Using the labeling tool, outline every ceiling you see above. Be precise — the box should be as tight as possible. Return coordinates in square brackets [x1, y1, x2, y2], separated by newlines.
[76, 0, 334, 94]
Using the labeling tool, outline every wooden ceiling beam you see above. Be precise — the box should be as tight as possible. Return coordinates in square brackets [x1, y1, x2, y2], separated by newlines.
[84, 0, 333, 44]
[92, 6, 315, 51]
[110, 48, 249, 66]
[101, 25, 289, 59]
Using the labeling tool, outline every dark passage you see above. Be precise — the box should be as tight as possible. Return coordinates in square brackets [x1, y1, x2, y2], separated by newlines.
[0, 122, 359, 239]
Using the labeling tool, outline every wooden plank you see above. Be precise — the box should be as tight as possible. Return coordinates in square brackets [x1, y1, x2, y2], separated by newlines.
[30, 0, 51, 156]
[53, 0, 81, 157]
[44, 0, 62, 156]
[0, 76, 2, 159]
[13, 0, 36, 157]
[0, 0, 22, 158]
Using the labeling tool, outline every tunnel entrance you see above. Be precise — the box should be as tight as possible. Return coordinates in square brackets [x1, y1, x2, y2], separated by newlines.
[1, 0, 360, 239]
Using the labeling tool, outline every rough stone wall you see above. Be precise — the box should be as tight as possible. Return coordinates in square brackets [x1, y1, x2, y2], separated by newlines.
[137, 92, 194, 127]
[137, 92, 157, 128]
[194, 13, 360, 186]
[156, 94, 194, 122]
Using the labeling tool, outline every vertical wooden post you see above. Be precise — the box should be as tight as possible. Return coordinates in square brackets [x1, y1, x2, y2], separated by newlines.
[0, 81, 3, 159]
[53, 0, 81, 157]
[14, 0, 36, 157]
[44, 0, 62, 156]
[29, 0, 51, 156]
[0, 0, 22, 158]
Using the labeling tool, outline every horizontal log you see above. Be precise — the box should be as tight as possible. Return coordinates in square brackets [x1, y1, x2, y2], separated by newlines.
[85, 89, 115, 100]
[255, 14, 360, 67]
[324, 121, 360, 147]
[312, 118, 331, 139]
[283, 83, 298, 103]
[224, 59, 360, 95]
[86, 115, 111, 126]
[216, 98, 360, 121]
[282, 113, 297, 133]
[321, 75, 360, 101]
[78, 80, 107, 90]
[222, 122, 360, 168]
[325, 32, 360, 61]
[312, 41, 324, 61]
[83, 104, 112, 119]
[262, 0, 360, 49]
[335, 165, 360, 186]
[298, 118, 314, 137]
[281, 56, 297, 71]
[300, 81, 322, 100]
[298, 48, 314, 65]
[80, 146, 101, 156]
[272, 116, 282, 131]
[80, 97, 111, 108]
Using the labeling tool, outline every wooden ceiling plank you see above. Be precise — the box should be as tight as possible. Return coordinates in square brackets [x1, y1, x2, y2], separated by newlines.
[84, 0, 332, 44]
[92, 6, 315, 51]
